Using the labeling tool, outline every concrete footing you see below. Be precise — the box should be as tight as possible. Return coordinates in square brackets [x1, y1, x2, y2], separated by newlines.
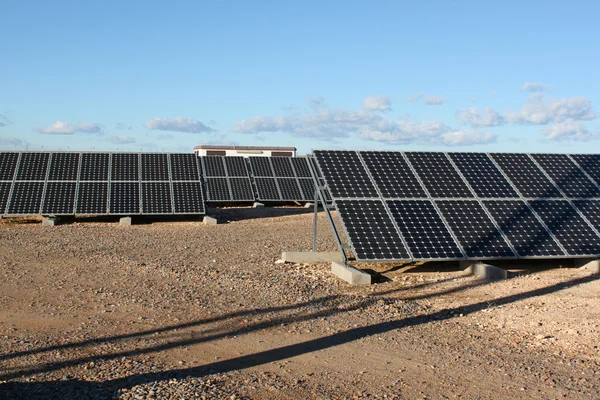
[119, 217, 132, 227]
[460, 261, 507, 280]
[574, 258, 600, 273]
[331, 261, 371, 285]
[42, 217, 57, 227]
[282, 251, 343, 263]
[253, 202, 265, 208]
[203, 216, 218, 225]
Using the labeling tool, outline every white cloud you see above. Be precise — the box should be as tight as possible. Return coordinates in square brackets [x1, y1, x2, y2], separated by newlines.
[308, 96, 326, 109]
[107, 135, 136, 144]
[441, 130, 497, 146]
[456, 107, 504, 127]
[505, 95, 596, 125]
[115, 123, 132, 130]
[35, 121, 103, 135]
[0, 115, 12, 128]
[407, 92, 422, 103]
[363, 95, 392, 111]
[424, 96, 444, 105]
[0, 136, 28, 148]
[357, 120, 449, 144]
[520, 82, 549, 93]
[542, 120, 598, 142]
[144, 117, 216, 133]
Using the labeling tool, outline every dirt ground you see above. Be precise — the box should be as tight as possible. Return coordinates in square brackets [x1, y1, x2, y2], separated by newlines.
[0, 207, 599, 399]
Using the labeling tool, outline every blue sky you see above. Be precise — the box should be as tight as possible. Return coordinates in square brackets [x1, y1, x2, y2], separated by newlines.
[1, 1, 599, 155]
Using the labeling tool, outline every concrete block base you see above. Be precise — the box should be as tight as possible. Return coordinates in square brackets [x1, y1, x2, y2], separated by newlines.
[574, 258, 600, 273]
[203, 216, 218, 225]
[119, 217, 132, 227]
[460, 261, 507, 280]
[42, 217, 57, 227]
[331, 261, 371, 285]
[253, 202, 265, 208]
[282, 251, 343, 263]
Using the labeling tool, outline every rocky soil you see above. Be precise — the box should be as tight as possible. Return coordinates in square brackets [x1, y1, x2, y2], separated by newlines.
[0, 207, 599, 399]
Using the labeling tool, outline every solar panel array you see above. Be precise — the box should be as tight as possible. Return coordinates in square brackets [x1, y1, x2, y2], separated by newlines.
[202, 156, 255, 202]
[0, 152, 205, 216]
[313, 150, 600, 262]
[247, 156, 317, 202]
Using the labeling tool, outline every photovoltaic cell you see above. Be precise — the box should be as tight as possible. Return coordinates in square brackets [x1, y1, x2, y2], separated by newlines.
[42, 182, 76, 215]
[436, 200, 515, 258]
[203, 156, 226, 177]
[571, 200, 600, 232]
[313, 151, 378, 198]
[531, 154, 600, 198]
[48, 153, 79, 181]
[229, 178, 254, 201]
[483, 200, 564, 257]
[361, 151, 426, 198]
[529, 200, 600, 255]
[80, 153, 109, 181]
[0, 153, 19, 180]
[141, 153, 169, 181]
[109, 182, 140, 214]
[336, 199, 410, 261]
[111, 153, 139, 181]
[254, 177, 280, 200]
[224, 157, 249, 177]
[173, 182, 205, 214]
[16, 153, 49, 181]
[271, 157, 295, 177]
[490, 153, 562, 198]
[277, 178, 302, 200]
[76, 182, 108, 214]
[141, 182, 172, 214]
[0, 182, 12, 214]
[387, 200, 463, 259]
[405, 152, 473, 198]
[298, 178, 316, 201]
[291, 157, 312, 177]
[249, 157, 274, 177]
[570, 154, 600, 186]
[449, 153, 518, 198]
[170, 154, 200, 181]
[205, 177, 231, 201]
[7, 182, 44, 215]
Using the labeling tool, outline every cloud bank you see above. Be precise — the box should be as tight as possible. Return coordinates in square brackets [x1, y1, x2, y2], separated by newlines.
[35, 121, 104, 135]
[363, 95, 392, 111]
[144, 117, 216, 133]
[520, 82, 549, 93]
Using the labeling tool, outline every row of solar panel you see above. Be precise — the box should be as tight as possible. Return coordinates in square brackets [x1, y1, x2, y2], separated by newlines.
[314, 151, 600, 199]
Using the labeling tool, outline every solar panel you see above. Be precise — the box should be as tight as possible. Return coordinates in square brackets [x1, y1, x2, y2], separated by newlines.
[313, 151, 378, 198]
[80, 153, 109, 181]
[387, 200, 463, 259]
[483, 200, 565, 257]
[48, 153, 79, 181]
[531, 154, 600, 198]
[16, 153, 50, 181]
[309, 157, 323, 178]
[173, 182, 205, 214]
[76, 182, 108, 214]
[298, 178, 316, 201]
[277, 177, 302, 200]
[336, 199, 410, 261]
[223, 157, 249, 177]
[572, 200, 600, 231]
[111, 153, 139, 181]
[109, 182, 140, 214]
[254, 177, 280, 200]
[361, 151, 427, 198]
[271, 157, 295, 177]
[42, 182, 76, 215]
[529, 200, 600, 256]
[0, 182, 12, 214]
[490, 153, 562, 198]
[290, 157, 312, 178]
[141, 153, 169, 181]
[449, 153, 518, 198]
[405, 152, 474, 198]
[570, 154, 600, 186]
[170, 154, 200, 181]
[0, 153, 19, 180]
[203, 156, 226, 177]
[141, 182, 173, 214]
[249, 157, 274, 177]
[229, 177, 254, 201]
[436, 200, 516, 258]
[205, 177, 231, 201]
[7, 182, 44, 215]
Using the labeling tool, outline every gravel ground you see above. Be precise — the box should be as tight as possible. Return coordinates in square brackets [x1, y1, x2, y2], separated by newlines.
[0, 207, 599, 399]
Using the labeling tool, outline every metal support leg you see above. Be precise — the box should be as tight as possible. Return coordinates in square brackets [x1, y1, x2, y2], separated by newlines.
[313, 189, 318, 252]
